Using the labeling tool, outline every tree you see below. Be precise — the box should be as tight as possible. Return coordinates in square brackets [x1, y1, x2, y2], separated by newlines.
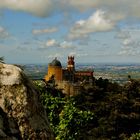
[56, 99, 95, 140]
[0, 57, 4, 63]
[128, 131, 140, 140]
[35, 77, 140, 140]
[35, 80, 95, 140]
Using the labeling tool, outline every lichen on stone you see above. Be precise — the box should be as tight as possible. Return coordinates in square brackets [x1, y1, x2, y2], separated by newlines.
[0, 64, 54, 140]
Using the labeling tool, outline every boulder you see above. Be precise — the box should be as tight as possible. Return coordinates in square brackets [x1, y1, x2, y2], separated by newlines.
[0, 107, 21, 140]
[0, 63, 54, 140]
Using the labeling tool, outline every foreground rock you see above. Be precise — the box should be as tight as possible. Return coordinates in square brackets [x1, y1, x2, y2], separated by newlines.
[0, 63, 54, 140]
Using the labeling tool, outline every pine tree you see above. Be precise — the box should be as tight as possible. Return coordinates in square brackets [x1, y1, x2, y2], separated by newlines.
[0, 57, 4, 63]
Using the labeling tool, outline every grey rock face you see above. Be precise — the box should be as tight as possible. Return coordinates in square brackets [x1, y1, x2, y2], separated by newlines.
[0, 63, 54, 140]
[0, 107, 21, 140]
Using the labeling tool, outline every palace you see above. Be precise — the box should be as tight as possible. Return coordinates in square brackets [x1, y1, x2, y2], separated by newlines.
[45, 56, 93, 82]
[44, 56, 94, 96]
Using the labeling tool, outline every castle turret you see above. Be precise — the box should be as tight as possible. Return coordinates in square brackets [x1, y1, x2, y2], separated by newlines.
[45, 58, 62, 81]
[67, 56, 75, 71]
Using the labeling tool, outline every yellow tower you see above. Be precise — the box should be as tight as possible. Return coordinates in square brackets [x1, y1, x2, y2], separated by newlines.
[45, 58, 62, 81]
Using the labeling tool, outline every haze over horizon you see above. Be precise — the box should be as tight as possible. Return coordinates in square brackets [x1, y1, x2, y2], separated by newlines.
[0, 0, 140, 64]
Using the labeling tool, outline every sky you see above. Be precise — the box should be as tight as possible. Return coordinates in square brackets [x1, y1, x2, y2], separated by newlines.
[0, 0, 140, 64]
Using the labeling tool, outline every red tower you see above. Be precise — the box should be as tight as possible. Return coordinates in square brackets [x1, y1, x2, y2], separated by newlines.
[67, 56, 75, 71]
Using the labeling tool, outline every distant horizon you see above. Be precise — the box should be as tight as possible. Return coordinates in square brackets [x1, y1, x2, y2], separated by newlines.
[8, 61, 140, 66]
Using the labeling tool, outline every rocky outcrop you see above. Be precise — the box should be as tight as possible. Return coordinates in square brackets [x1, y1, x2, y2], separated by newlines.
[0, 63, 54, 140]
[0, 107, 21, 140]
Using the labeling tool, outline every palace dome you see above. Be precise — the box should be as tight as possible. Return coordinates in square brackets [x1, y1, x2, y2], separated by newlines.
[50, 58, 62, 67]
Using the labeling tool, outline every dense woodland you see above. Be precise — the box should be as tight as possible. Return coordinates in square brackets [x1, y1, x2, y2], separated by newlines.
[36, 77, 140, 140]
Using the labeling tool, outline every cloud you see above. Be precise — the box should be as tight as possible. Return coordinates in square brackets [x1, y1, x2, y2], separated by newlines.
[38, 39, 76, 50]
[0, 26, 9, 39]
[118, 28, 140, 56]
[115, 30, 131, 40]
[69, 51, 88, 57]
[0, 0, 52, 17]
[68, 10, 120, 40]
[122, 38, 140, 49]
[36, 39, 58, 50]
[67, 0, 140, 18]
[60, 41, 75, 49]
[32, 27, 58, 35]
[112, 24, 140, 57]
[1, 0, 140, 39]
[48, 53, 63, 59]
[1, 0, 140, 19]
[45, 39, 57, 47]
[123, 39, 133, 46]
[118, 49, 140, 56]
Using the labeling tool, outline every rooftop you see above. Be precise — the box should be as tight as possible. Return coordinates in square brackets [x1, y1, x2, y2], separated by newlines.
[49, 58, 62, 67]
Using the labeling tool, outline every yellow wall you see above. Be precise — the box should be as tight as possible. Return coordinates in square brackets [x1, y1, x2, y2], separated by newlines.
[45, 65, 62, 81]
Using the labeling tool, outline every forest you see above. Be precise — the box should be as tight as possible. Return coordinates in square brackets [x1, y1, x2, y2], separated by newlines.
[35, 77, 140, 140]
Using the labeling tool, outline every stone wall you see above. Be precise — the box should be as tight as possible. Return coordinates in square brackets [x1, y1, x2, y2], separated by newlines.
[56, 81, 82, 96]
